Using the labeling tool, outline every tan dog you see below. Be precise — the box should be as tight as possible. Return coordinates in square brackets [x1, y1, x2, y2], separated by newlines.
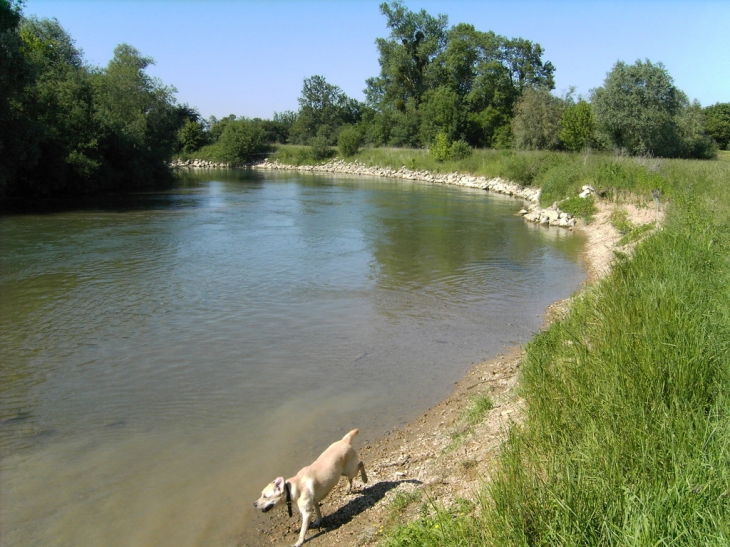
[254, 429, 368, 547]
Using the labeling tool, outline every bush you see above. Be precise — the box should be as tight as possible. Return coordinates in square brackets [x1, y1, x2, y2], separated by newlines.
[449, 139, 472, 160]
[559, 195, 597, 219]
[216, 119, 269, 164]
[430, 132, 451, 161]
[309, 135, 334, 161]
[337, 125, 362, 157]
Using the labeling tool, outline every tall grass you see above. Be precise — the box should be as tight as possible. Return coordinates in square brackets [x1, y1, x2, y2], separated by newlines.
[380, 155, 730, 545]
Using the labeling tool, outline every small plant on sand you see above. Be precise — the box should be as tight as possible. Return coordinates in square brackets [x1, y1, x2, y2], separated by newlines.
[464, 393, 494, 425]
[609, 208, 633, 234]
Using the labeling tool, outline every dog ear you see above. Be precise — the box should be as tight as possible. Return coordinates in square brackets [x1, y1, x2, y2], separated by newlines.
[273, 477, 285, 492]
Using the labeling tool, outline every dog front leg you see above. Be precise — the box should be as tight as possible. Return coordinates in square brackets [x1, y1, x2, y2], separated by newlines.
[294, 508, 311, 547]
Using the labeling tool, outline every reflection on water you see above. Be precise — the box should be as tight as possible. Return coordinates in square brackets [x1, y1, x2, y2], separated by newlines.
[0, 169, 585, 546]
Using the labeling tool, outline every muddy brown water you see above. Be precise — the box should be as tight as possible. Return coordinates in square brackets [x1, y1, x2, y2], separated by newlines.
[0, 169, 585, 546]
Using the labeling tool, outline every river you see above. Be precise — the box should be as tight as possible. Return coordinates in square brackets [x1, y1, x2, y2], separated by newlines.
[0, 168, 585, 546]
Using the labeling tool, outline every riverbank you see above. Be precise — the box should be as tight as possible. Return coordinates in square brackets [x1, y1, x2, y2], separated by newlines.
[243, 165, 663, 546]
[172, 156, 585, 230]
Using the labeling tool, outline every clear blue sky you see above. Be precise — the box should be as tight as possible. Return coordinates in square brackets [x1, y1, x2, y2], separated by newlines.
[24, 0, 730, 120]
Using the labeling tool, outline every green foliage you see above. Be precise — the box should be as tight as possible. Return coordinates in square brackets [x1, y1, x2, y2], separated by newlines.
[560, 100, 596, 151]
[365, 1, 449, 109]
[677, 100, 718, 159]
[512, 87, 566, 150]
[429, 134, 473, 163]
[430, 132, 451, 161]
[704, 102, 730, 150]
[609, 208, 633, 234]
[215, 118, 269, 164]
[591, 59, 715, 159]
[464, 393, 493, 425]
[558, 195, 597, 219]
[290, 75, 360, 145]
[1, 7, 191, 197]
[178, 119, 207, 153]
[363, 2, 555, 149]
[337, 125, 362, 157]
[449, 139, 472, 160]
[418, 85, 462, 144]
[309, 134, 334, 161]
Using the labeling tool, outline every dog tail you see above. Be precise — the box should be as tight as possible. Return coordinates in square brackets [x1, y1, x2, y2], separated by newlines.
[342, 428, 359, 444]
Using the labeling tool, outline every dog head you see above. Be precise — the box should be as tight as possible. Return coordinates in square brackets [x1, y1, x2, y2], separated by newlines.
[253, 477, 286, 513]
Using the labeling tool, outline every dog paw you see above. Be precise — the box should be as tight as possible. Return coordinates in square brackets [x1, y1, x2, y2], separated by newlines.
[312, 518, 322, 528]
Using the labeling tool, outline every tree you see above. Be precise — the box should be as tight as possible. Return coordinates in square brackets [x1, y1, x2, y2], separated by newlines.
[14, 16, 102, 194]
[676, 101, 717, 159]
[560, 100, 596, 151]
[363, 4, 555, 149]
[704, 103, 730, 150]
[1, 1, 35, 194]
[591, 60, 687, 157]
[365, 1, 449, 110]
[92, 44, 190, 188]
[178, 119, 207, 153]
[512, 87, 565, 150]
[291, 75, 360, 144]
[445, 24, 555, 147]
[418, 85, 462, 144]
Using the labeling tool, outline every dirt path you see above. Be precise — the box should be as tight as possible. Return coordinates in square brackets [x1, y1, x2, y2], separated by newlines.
[243, 199, 661, 547]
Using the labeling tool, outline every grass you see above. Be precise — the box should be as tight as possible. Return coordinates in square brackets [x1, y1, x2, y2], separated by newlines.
[446, 392, 494, 452]
[375, 152, 730, 546]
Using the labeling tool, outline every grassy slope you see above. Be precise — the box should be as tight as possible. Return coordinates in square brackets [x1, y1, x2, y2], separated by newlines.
[293, 148, 730, 546]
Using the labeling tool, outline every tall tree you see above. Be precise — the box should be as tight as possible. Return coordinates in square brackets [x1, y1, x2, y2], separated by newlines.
[290, 75, 360, 144]
[704, 103, 730, 150]
[442, 23, 555, 146]
[0, 0, 32, 194]
[592, 59, 716, 158]
[92, 44, 190, 189]
[591, 60, 686, 157]
[512, 87, 565, 150]
[18, 16, 102, 193]
[365, 1, 449, 110]
[560, 100, 597, 152]
[363, 4, 555, 148]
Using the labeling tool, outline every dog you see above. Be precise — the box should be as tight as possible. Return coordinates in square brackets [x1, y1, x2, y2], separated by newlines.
[254, 428, 368, 547]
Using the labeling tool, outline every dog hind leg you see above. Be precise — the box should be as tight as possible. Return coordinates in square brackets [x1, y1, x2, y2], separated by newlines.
[358, 461, 368, 484]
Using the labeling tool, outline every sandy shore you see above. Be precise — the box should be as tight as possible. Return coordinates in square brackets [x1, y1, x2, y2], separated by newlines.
[242, 163, 662, 547]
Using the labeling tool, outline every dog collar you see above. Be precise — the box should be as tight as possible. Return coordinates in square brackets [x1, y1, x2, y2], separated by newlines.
[285, 481, 292, 517]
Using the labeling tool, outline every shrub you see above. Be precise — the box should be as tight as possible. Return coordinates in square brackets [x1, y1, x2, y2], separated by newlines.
[430, 132, 451, 161]
[309, 135, 333, 161]
[449, 139, 472, 160]
[216, 119, 269, 164]
[337, 125, 362, 157]
[559, 195, 597, 219]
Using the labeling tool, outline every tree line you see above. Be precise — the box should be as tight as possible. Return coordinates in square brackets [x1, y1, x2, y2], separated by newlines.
[2, 0, 729, 198]
[1, 1, 203, 197]
[189, 2, 728, 163]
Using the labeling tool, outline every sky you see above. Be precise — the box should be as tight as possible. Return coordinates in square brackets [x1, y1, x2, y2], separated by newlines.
[23, 0, 730, 121]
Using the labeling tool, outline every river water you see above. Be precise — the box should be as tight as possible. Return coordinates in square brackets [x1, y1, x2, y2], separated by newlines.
[0, 169, 585, 546]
